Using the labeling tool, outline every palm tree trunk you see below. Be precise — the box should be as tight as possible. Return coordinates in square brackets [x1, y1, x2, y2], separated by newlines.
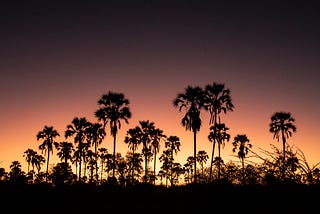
[209, 140, 216, 181]
[132, 144, 135, 184]
[154, 151, 156, 185]
[113, 134, 116, 178]
[79, 143, 82, 182]
[95, 143, 98, 183]
[209, 111, 217, 181]
[193, 130, 197, 183]
[144, 155, 148, 183]
[282, 130, 286, 180]
[171, 150, 173, 186]
[46, 152, 50, 182]
[242, 158, 245, 184]
[218, 143, 221, 180]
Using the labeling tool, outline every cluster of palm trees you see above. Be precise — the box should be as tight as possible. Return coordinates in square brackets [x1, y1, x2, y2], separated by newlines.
[1, 82, 312, 187]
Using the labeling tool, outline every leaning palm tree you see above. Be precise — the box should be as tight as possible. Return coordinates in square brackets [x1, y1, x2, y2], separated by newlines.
[203, 82, 234, 181]
[269, 111, 297, 180]
[232, 134, 252, 184]
[65, 117, 90, 181]
[37, 125, 60, 182]
[95, 91, 131, 179]
[173, 85, 204, 183]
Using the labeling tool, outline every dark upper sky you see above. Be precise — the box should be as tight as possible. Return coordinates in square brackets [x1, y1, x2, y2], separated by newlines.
[0, 0, 320, 170]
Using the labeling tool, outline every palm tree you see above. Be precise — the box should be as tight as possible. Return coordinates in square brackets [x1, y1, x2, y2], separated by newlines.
[203, 82, 234, 181]
[55, 141, 74, 164]
[165, 135, 181, 185]
[37, 125, 60, 182]
[23, 149, 37, 173]
[150, 128, 166, 185]
[269, 111, 297, 180]
[95, 90, 131, 179]
[232, 134, 252, 184]
[86, 122, 106, 181]
[208, 123, 230, 180]
[173, 85, 204, 183]
[124, 127, 142, 183]
[65, 117, 90, 181]
[196, 150, 209, 182]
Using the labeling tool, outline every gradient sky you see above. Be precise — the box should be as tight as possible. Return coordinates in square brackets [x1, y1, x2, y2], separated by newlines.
[1, 0, 319, 173]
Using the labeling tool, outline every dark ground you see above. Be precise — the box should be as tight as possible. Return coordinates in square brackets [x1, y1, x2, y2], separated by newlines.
[1, 182, 318, 214]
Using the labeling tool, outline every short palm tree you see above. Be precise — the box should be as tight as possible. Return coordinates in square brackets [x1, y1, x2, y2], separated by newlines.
[23, 148, 37, 173]
[86, 122, 106, 181]
[173, 85, 204, 183]
[150, 128, 166, 185]
[269, 111, 297, 180]
[95, 91, 131, 179]
[55, 141, 74, 164]
[208, 123, 230, 180]
[203, 82, 234, 181]
[65, 117, 90, 181]
[196, 150, 209, 182]
[165, 135, 181, 185]
[124, 127, 142, 182]
[232, 134, 252, 184]
[37, 125, 60, 182]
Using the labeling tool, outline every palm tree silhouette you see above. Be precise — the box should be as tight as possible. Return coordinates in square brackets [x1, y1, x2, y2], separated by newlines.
[55, 141, 74, 165]
[37, 125, 60, 182]
[150, 127, 166, 185]
[65, 117, 90, 181]
[269, 111, 297, 180]
[196, 150, 209, 182]
[232, 134, 252, 184]
[23, 149, 37, 174]
[124, 127, 142, 183]
[208, 123, 230, 180]
[95, 91, 131, 179]
[203, 82, 234, 181]
[86, 122, 106, 181]
[138, 120, 155, 183]
[165, 136, 181, 185]
[173, 85, 204, 183]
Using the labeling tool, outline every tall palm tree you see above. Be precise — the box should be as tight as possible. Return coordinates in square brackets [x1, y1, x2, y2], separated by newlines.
[65, 117, 90, 181]
[37, 125, 60, 182]
[95, 90, 131, 179]
[203, 82, 234, 181]
[208, 123, 230, 180]
[232, 134, 252, 184]
[173, 85, 204, 183]
[269, 111, 297, 180]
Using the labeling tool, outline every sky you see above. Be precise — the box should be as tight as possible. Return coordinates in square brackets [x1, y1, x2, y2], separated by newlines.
[0, 0, 319, 173]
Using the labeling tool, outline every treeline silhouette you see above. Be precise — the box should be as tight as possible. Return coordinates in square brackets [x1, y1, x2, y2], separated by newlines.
[1, 82, 319, 213]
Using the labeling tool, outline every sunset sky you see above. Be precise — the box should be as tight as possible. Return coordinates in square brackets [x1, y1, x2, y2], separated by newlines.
[0, 0, 319, 173]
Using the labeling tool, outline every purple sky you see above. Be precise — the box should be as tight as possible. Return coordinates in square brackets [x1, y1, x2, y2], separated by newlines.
[0, 0, 320, 171]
